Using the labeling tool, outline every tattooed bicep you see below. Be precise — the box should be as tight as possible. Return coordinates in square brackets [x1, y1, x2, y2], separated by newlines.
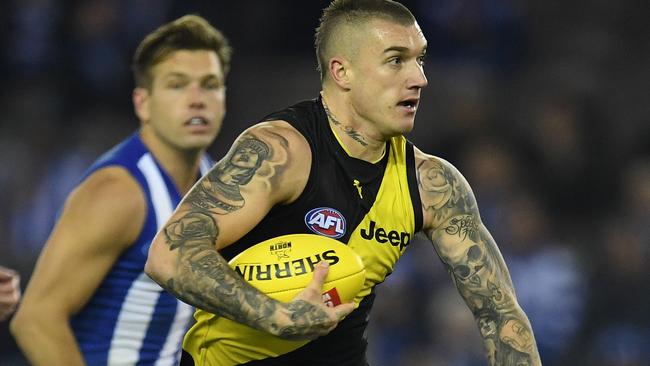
[184, 125, 292, 215]
[416, 154, 478, 228]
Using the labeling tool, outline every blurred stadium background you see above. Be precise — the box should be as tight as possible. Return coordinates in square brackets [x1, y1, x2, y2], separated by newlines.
[0, 1, 648, 365]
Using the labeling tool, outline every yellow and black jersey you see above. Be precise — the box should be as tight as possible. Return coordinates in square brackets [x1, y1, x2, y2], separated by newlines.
[182, 96, 423, 366]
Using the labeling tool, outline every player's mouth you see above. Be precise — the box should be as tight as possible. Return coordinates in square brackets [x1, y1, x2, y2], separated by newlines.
[397, 98, 419, 113]
[183, 116, 213, 135]
[185, 116, 209, 126]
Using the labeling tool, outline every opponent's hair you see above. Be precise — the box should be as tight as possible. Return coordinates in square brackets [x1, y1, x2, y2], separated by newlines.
[314, 0, 416, 81]
[132, 14, 232, 89]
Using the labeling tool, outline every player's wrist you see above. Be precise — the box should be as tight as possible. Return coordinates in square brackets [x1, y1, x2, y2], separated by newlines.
[262, 302, 294, 338]
[248, 297, 291, 337]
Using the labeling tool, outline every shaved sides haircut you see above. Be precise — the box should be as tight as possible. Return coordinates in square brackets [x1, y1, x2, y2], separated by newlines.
[314, 0, 416, 81]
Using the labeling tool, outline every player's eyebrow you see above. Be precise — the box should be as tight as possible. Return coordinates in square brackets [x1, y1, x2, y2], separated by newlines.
[382, 45, 428, 54]
[383, 46, 410, 54]
[161, 72, 189, 79]
[163, 71, 221, 81]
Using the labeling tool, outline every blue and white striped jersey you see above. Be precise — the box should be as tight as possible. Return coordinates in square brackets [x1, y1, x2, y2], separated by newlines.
[69, 132, 213, 366]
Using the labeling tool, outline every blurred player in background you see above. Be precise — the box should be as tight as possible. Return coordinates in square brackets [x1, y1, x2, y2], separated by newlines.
[145, 1, 542, 365]
[10, 15, 230, 366]
[0, 265, 21, 321]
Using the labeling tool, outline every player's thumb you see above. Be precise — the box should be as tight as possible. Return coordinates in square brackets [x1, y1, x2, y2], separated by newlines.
[306, 261, 329, 292]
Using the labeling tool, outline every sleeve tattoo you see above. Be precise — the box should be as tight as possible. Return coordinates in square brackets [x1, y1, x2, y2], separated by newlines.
[159, 130, 331, 339]
[419, 158, 540, 365]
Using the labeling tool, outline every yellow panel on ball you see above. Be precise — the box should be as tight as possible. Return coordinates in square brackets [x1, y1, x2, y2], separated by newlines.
[228, 233, 365, 305]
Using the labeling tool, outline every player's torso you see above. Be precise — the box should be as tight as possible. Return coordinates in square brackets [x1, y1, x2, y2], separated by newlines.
[185, 98, 422, 366]
[70, 133, 212, 366]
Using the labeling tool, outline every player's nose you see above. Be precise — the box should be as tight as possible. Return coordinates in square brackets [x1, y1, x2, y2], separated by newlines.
[187, 83, 207, 109]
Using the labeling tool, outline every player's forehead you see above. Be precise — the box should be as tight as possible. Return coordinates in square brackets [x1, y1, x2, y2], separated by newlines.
[152, 50, 223, 80]
[361, 18, 427, 55]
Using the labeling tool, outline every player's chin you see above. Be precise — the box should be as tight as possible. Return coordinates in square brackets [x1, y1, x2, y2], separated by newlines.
[396, 117, 416, 135]
[183, 135, 215, 150]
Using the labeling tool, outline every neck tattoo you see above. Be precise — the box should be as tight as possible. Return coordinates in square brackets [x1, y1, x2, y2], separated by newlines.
[322, 100, 368, 147]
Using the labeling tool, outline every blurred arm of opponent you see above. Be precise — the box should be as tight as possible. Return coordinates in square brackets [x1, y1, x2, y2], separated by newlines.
[0, 265, 21, 321]
[416, 148, 542, 365]
[145, 121, 354, 341]
[10, 166, 146, 366]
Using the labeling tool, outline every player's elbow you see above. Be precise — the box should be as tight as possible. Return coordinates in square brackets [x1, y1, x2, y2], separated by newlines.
[9, 311, 21, 339]
[144, 242, 172, 287]
[144, 253, 164, 286]
[10, 304, 44, 345]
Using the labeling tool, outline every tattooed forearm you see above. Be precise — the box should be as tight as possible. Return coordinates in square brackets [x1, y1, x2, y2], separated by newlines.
[420, 155, 540, 364]
[154, 128, 333, 340]
[161, 210, 303, 336]
[430, 217, 540, 365]
[277, 300, 334, 340]
[171, 252, 278, 328]
[162, 210, 273, 324]
[477, 310, 536, 365]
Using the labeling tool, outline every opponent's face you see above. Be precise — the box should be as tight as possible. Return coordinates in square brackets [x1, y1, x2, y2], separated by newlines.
[136, 50, 225, 152]
[348, 19, 427, 137]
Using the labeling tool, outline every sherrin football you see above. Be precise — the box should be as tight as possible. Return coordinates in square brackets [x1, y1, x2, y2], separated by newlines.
[228, 233, 365, 306]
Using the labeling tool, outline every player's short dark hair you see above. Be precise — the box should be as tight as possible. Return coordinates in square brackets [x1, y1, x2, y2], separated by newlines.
[132, 15, 232, 89]
[314, 0, 416, 81]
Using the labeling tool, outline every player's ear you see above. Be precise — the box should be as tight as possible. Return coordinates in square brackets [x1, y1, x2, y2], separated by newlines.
[328, 57, 351, 90]
[133, 87, 150, 123]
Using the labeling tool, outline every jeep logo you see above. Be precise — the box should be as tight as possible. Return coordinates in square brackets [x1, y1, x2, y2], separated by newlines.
[360, 220, 410, 251]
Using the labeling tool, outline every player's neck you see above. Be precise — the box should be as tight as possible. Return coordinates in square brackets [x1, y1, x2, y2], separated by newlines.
[139, 130, 204, 194]
[320, 92, 386, 164]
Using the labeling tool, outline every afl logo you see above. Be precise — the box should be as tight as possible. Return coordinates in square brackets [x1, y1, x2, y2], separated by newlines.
[304, 207, 346, 238]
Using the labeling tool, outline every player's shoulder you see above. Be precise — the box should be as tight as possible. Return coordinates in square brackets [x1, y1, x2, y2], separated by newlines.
[412, 145, 479, 231]
[71, 166, 145, 217]
[59, 166, 146, 246]
[234, 120, 312, 204]
[413, 145, 464, 179]
[242, 119, 311, 158]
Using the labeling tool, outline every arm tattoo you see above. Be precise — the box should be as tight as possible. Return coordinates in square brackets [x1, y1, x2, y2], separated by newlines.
[423, 157, 540, 365]
[164, 212, 218, 251]
[158, 130, 332, 338]
[277, 300, 333, 340]
[432, 218, 538, 365]
[417, 158, 477, 226]
[162, 209, 278, 329]
[445, 215, 479, 241]
[186, 134, 271, 214]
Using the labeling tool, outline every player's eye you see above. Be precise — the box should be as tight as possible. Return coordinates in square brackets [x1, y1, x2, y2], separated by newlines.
[167, 80, 186, 89]
[388, 56, 402, 66]
[204, 81, 222, 90]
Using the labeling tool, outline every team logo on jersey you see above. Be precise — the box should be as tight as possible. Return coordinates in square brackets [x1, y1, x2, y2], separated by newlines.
[304, 207, 346, 238]
[360, 220, 411, 251]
